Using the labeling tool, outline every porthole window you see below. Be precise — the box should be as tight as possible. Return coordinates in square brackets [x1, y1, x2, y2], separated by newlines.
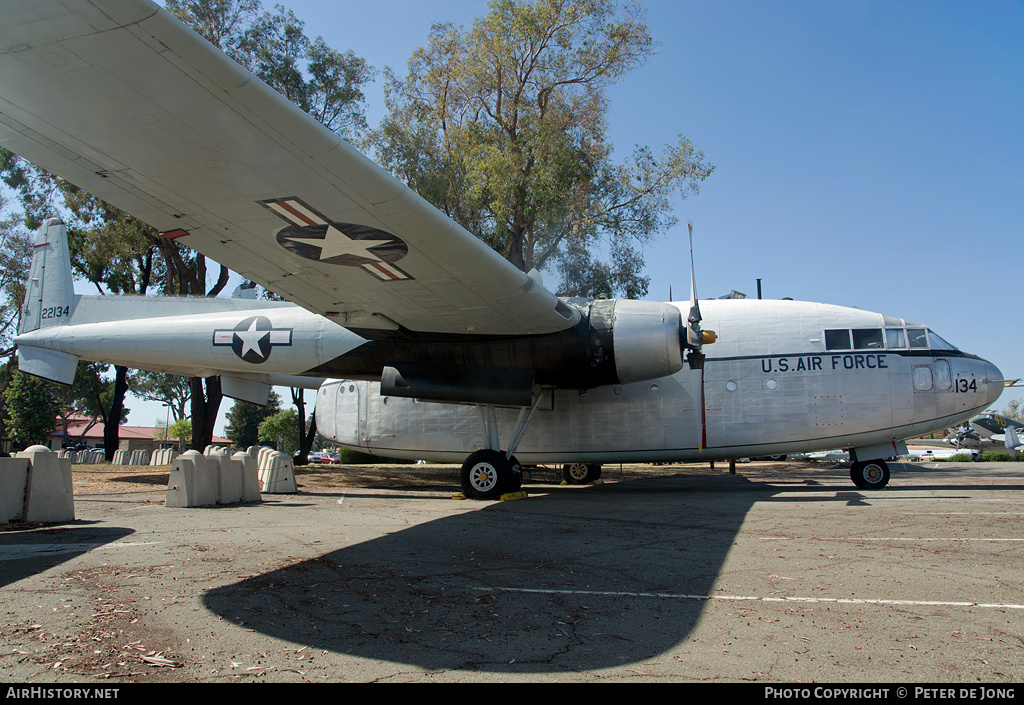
[726, 381, 738, 392]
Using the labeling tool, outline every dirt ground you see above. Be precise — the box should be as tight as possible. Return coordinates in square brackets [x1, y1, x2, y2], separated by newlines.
[58, 458, 779, 497]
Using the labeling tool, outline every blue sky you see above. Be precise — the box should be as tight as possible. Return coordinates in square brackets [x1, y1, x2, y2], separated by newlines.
[138, 0, 1024, 430]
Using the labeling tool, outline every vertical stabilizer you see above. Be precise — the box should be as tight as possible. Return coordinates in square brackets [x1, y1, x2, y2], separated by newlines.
[19, 218, 75, 335]
[16, 219, 79, 384]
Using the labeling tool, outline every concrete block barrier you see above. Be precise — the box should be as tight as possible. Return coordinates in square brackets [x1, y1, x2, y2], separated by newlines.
[150, 448, 177, 466]
[0, 456, 31, 523]
[165, 450, 217, 508]
[4, 446, 75, 523]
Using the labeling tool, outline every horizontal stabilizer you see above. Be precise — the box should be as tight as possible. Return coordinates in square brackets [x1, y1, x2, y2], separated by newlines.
[18, 345, 79, 385]
[1007, 427, 1022, 452]
[221, 376, 272, 406]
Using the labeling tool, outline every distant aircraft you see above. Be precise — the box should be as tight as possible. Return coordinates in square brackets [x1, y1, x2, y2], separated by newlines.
[968, 413, 1024, 447]
[1, 0, 1006, 498]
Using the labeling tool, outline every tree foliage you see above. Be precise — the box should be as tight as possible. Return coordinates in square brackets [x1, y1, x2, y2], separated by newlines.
[224, 391, 282, 450]
[258, 408, 300, 455]
[371, 0, 713, 298]
[2, 362, 62, 447]
[1006, 399, 1023, 423]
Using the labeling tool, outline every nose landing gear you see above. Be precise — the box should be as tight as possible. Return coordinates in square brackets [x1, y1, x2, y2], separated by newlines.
[850, 459, 890, 490]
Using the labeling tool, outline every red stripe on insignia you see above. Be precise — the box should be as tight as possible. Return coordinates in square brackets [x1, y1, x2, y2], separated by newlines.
[368, 262, 402, 280]
[275, 200, 319, 227]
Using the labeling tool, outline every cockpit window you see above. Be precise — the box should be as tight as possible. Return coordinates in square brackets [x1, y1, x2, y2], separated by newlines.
[885, 328, 906, 349]
[907, 327, 929, 348]
[852, 328, 884, 349]
[927, 330, 958, 351]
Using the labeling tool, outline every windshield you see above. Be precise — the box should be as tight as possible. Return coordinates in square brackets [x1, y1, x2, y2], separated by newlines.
[927, 329, 959, 351]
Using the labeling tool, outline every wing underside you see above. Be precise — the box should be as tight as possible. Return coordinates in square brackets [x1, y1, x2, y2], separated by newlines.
[0, 0, 579, 338]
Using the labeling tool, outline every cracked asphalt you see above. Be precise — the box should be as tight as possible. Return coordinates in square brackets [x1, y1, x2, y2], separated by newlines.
[1, 459, 1022, 683]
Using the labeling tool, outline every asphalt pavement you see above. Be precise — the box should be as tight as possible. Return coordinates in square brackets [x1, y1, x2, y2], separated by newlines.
[1, 460, 1022, 684]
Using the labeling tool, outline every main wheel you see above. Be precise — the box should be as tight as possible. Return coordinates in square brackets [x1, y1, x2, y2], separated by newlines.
[562, 462, 602, 485]
[461, 449, 517, 499]
[850, 460, 890, 490]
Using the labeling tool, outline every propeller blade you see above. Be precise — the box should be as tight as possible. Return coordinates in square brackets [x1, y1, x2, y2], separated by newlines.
[687, 220, 708, 452]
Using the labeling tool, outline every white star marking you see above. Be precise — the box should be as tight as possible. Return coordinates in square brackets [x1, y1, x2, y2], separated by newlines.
[234, 319, 269, 359]
[285, 225, 392, 262]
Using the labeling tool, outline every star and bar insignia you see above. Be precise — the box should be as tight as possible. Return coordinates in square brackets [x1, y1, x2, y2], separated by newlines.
[261, 197, 413, 282]
[213, 316, 293, 364]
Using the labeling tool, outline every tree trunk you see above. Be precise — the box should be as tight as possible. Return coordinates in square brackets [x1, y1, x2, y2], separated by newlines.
[189, 376, 222, 451]
[102, 365, 129, 461]
[291, 387, 317, 465]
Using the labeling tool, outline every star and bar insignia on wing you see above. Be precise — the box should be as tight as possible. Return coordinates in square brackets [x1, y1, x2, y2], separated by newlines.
[260, 197, 413, 282]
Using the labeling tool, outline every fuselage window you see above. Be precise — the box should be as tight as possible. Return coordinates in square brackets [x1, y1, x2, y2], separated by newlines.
[885, 328, 905, 348]
[907, 327, 929, 348]
[934, 359, 952, 390]
[913, 365, 934, 391]
[825, 329, 851, 350]
[852, 328, 884, 349]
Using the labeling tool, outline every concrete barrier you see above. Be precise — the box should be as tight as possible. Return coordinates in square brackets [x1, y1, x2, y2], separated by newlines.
[0, 446, 74, 523]
[150, 448, 177, 466]
[204, 447, 242, 505]
[0, 456, 31, 523]
[258, 449, 297, 494]
[233, 452, 262, 503]
[113, 449, 130, 465]
[129, 449, 150, 466]
[164, 450, 217, 508]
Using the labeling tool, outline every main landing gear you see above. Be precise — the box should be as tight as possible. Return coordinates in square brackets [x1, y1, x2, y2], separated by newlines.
[850, 459, 890, 490]
[459, 399, 542, 500]
[461, 449, 522, 500]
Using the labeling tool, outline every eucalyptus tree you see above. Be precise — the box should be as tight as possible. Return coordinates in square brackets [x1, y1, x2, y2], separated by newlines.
[371, 0, 713, 299]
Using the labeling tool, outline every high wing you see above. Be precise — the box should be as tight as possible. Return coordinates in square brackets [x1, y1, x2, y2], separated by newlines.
[0, 0, 578, 338]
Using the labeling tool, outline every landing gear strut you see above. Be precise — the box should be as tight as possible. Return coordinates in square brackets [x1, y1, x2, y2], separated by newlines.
[459, 398, 543, 499]
[850, 459, 890, 490]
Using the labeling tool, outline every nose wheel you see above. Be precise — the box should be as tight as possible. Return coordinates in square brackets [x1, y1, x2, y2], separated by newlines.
[562, 462, 602, 485]
[850, 460, 890, 490]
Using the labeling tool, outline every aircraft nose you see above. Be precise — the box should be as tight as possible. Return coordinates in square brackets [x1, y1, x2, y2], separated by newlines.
[983, 360, 1004, 406]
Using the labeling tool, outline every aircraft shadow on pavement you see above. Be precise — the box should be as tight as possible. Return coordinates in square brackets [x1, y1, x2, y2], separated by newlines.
[0, 525, 134, 588]
[203, 473, 778, 673]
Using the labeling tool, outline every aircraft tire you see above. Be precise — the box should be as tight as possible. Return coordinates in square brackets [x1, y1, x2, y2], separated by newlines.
[850, 460, 890, 490]
[461, 449, 516, 499]
[562, 462, 602, 485]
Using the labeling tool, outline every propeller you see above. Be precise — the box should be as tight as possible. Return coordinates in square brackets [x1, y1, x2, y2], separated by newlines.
[684, 221, 716, 452]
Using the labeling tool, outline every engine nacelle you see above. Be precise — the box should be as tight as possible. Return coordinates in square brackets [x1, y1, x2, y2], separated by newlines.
[588, 299, 685, 385]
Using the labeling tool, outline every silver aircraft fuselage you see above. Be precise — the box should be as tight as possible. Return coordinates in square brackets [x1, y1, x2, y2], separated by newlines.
[315, 299, 1003, 463]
